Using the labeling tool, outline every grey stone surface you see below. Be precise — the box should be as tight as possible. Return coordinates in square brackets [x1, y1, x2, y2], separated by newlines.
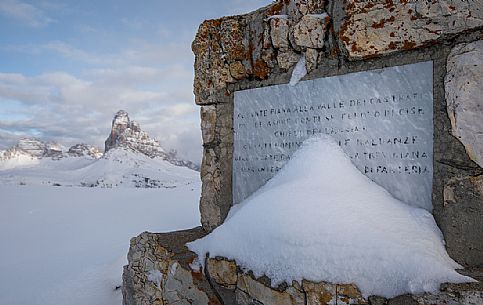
[368, 295, 387, 305]
[440, 175, 483, 267]
[387, 295, 417, 305]
[277, 50, 301, 71]
[304, 48, 319, 73]
[445, 40, 483, 168]
[165, 262, 210, 305]
[207, 258, 238, 289]
[122, 228, 222, 305]
[200, 105, 217, 145]
[292, 14, 328, 49]
[338, 0, 483, 59]
[233, 61, 434, 210]
[270, 17, 290, 49]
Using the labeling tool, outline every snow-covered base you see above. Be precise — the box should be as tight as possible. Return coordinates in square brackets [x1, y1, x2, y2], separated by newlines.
[0, 184, 200, 305]
[0, 148, 198, 189]
[188, 136, 474, 298]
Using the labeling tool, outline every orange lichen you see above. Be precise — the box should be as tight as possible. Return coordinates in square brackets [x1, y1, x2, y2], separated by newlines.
[351, 42, 363, 53]
[264, 0, 288, 17]
[384, 0, 394, 9]
[253, 59, 270, 79]
[403, 40, 417, 49]
[372, 19, 386, 29]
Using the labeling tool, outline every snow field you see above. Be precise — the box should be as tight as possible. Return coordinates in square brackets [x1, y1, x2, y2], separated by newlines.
[0, 184, 201, 305]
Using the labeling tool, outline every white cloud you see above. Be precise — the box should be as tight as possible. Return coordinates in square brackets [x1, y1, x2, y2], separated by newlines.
[0, 0, 53, 27]
[43, 42, 100, 64]
[0, 67, 202, 164]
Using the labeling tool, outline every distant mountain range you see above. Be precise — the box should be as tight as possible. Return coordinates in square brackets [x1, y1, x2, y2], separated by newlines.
[0, 110, 200, 188]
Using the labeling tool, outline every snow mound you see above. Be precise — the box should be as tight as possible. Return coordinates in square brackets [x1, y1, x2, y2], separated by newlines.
[188, 135, 474, 298]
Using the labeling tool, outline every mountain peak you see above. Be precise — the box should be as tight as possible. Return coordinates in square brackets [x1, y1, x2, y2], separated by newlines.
[16, 138, 63, 158]
[104, 110, 165, 158]
[67, 144, 103, 159]
[112, 110, 130, 128]
[104, 110, 199, 171]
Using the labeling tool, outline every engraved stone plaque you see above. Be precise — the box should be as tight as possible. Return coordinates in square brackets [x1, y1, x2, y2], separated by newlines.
[233, 61, 434, 210]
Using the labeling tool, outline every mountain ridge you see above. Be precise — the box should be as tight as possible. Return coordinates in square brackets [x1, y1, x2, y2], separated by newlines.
[0, 110, 199, 171]
[0, 110, 200, 188]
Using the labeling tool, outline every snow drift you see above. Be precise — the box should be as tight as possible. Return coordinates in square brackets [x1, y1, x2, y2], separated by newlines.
[188, 135, 474, 298]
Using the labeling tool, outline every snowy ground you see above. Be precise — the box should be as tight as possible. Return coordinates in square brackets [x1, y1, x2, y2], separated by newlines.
[0, 184, 201, 305]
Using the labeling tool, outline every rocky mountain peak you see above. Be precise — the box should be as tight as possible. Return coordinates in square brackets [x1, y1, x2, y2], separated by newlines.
[105, 110, 165, 158]
[67, 144, 103, 159]
[13, 138, 63, 158]
[112, 110, 130, 129]
[104, 110, 199, 171]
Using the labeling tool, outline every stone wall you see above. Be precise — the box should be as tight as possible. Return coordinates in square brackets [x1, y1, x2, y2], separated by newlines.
[123, 229, 483, 305]
[193, 0, 483, 268]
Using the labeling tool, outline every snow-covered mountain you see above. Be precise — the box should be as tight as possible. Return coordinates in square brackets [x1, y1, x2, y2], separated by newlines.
[67, 143, 103, 159]
[0, 110, 200, 188]
[105, 110, 198, 170]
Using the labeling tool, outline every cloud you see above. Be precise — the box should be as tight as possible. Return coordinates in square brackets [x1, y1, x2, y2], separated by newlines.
[43, 42, 100, 64]
[0, 0, 53, 27]
[2, 40, 194, 69]
[0, 66, 202, 164]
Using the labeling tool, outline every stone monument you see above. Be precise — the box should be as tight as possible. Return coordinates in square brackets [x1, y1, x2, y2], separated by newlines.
[123, 1, 483, 304]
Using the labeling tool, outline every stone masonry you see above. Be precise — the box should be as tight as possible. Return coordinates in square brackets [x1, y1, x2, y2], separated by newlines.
[192, 0, 483, 268]
[123, 229, 483, 305]
[123, 1, 483, 304]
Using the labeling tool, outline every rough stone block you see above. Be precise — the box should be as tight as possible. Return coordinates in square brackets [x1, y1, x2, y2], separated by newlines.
[229, 61, 248, 80]
[303, 280, 337, 305]
[441, 175, 483, 267]
[207, 258, 238, 289]
[270, 17, 290, 49]
[305, 48, 319, 73]
[339, 0, 483, 59]
[288, 0, 326, 22]
[277, 49, 301, 70]
[445, 40, 483, 168]
[293, 14, 329, 49]
[122, 228, 221, 305]
[200, 105, 217, 144]
[237, 273, 304, 305]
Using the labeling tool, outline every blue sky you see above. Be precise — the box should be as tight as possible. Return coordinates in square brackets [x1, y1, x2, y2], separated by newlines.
[0, 0, 271, 163]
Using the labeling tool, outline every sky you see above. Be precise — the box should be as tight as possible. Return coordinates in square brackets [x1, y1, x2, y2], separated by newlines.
[0, 0, 272, 164]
